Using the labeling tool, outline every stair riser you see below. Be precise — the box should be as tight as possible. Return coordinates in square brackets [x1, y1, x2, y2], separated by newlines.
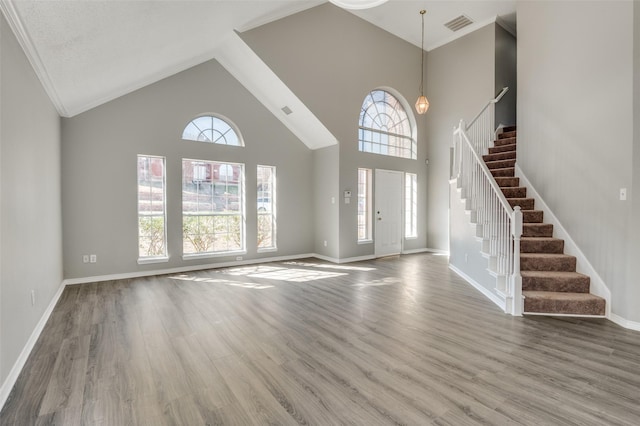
[502, 126, 517, 133]
[523, 224, 553, 237]
[522, 277, 590, 293]
[524, 298, 605, 316]
[523, 211, 544, 223]
[483, 151, 516, 162]
[520, 240, 564, 254]
[489, 144, 516, 154]
[495, 177, 520, 187]
[486, 159, 516, 170]
[502, 188, 527, 198]
[491, 168, 515, 178]
[508, 198, 535, 210]
[521, 256, 576, 272]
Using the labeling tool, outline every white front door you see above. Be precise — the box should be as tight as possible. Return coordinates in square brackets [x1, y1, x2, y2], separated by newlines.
[375, 169, 403, 257]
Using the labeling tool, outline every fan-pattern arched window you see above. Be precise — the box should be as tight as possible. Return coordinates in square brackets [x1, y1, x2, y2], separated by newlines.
[358, 90, 416, 160]
[182, 115, 242, 146]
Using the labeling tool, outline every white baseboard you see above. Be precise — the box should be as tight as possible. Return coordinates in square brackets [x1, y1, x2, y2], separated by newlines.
[449, 264, 506, 312]
[403, 247, 449, 255]
[0, 282, 66, 410]
[610, 314, 640, 332]
[63, 253, 316, 285]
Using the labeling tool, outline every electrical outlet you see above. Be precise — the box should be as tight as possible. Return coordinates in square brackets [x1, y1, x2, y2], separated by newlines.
[90, 254, 97, 263]
[82, 255, 89, 263]
[236, 256, 243, 261]
[324, 240, 327, 247]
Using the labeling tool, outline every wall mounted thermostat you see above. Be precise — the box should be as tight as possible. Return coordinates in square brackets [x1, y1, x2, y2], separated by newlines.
[344, 190, 352, 198]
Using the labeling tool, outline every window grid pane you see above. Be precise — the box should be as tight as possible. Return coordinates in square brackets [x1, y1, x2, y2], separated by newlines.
[358, 168, 372, 241]
[182, 159, 245, 255]
[358, 90, 416, 160]
[182, 115, 243, 146]
[257, 165, 277, 250]
[405, 173, 418, 238]
[138, 155, 167, 258]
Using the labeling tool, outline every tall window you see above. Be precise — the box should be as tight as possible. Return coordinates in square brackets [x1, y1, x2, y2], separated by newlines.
[182, 159, 245, 256]
[182, 115, 243, 146]
[257, 165, 277, 251]
[405, 173, 418, 238]
[137, 155, 167, 261]
[358, 168, 372, 242]
[359, 90, 416, 160]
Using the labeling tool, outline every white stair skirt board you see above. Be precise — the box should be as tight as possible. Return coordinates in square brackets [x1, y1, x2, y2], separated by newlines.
[449, 264, 506, 312]
[515, 165, 612, 318]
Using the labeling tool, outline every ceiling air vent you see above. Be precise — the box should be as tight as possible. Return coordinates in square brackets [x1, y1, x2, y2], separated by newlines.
[444, 15, 474, 32]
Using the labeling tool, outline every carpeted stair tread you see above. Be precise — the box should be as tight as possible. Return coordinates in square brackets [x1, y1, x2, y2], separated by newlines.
[520, 237, 564, 254]
[499, 130, 517, 139]
[495, 177, 520, 187]
[490, 167, 515, 177]
[507, 198, 535, 210]
[502, 125, 517, 133]
[501, 187, 527, 198]
[494, 137, 517, 147]
[522, 210, 544, 223]
[483, 151, 516, 162]
[521, 253, 576, 272]
[523, 223, 553, 236]
[523, 291, 605, 316]
[521, 271, 590, 293]
[489, 143, 516, 154]
[486, 159, 516, 170]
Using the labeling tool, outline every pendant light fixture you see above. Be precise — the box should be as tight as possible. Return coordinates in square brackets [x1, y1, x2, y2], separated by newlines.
[415, 9, 430, 115]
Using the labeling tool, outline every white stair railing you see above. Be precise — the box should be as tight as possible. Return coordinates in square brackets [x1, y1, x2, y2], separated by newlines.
[452, 87, 522, 316]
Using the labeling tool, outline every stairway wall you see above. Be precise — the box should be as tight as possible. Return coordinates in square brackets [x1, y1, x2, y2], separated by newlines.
[629, 1, 640, 325]
[517, 1, 637, 322]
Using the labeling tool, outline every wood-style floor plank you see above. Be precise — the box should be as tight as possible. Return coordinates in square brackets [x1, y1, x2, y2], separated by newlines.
[2, 253, 640, 425]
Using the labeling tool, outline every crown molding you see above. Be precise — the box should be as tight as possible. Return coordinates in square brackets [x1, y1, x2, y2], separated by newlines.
[0, 0, 68, 116]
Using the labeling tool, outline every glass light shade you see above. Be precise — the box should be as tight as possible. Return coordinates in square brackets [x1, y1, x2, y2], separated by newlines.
[415, 95, 429, 115]
[329, 0, 389, 10]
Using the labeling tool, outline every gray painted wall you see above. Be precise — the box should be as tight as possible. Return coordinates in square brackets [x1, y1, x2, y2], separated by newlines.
[495, 23, 517, 128]
[0, 15, 63, 384]
[425, 23, 496, 252]
[62, 59, 314, 279]
[313, 145, 339, 258]
[242, 4, 429, 259]
[517, 1, 636, 321]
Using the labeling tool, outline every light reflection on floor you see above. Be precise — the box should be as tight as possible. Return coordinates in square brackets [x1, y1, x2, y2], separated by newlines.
[283, 261, 376, 272]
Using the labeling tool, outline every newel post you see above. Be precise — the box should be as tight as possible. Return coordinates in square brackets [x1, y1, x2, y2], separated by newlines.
[511, 206, 523, 316]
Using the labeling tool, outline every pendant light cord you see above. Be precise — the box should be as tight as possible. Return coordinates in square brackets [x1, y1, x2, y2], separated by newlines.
[419, 9, 425, 96]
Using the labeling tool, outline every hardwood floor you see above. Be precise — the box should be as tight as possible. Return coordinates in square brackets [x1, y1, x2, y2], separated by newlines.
[2, 253, 640, 425]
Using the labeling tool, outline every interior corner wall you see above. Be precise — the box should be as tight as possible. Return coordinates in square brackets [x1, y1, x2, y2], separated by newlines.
[61, 59, 314, 280]
[494, 23, 517, 129]
[517, 1, 635, 321]
[313, 145, 339, 258]
[628, 0, 640, 323]
[425, 23, 496, 253]
[0, 14, 63, 385]
[241, 3, 429, 259]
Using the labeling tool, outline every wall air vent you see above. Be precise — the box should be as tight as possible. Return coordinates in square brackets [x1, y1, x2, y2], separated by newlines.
[444, 15, 474, 32]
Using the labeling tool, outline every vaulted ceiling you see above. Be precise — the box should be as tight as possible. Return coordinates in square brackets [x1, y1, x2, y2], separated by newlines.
[0, 0, 516, 148]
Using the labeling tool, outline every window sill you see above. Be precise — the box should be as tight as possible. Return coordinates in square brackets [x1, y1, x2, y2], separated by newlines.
[257, 247, 278, 253]
[405, 236, 418, 240]
[182, 250, 247, 261]
[358, 239, 373, 245]
[138, 256, 169, 265]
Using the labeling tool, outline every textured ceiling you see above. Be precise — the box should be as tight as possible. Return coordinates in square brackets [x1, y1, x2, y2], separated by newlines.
[1, 0, 516, 148]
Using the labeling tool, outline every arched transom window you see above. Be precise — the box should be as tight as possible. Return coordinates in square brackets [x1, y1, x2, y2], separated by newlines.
[358, 90, 416, 160]
[182, 115, 243, 146]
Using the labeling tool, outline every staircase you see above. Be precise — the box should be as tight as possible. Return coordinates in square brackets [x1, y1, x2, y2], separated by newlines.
[483, 127, 606, 316]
